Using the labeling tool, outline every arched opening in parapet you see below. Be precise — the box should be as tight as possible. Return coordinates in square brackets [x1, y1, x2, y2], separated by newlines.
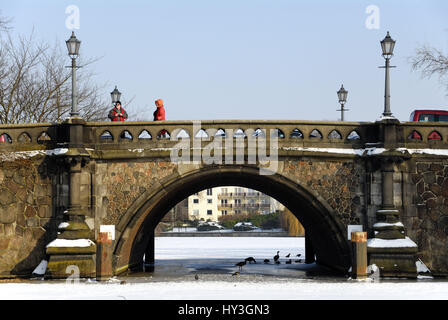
[113, 166, 351, 277]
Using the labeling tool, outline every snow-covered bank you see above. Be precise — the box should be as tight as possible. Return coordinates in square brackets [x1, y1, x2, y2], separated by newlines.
[1, 281, 448, 300]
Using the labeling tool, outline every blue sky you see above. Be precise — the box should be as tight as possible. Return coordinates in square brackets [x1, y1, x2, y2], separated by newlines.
[3, 0, 448, 122]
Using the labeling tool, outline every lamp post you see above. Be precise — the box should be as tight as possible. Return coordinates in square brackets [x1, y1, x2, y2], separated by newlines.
[337, 84, 348, 121]
[66, 31, 81, 117]
[110, 86, 122, 104]
[380, 31, 396, 118]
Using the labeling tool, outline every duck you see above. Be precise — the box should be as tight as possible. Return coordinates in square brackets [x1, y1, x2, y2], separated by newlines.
[273, 251, 280, 262]
[263, 259, 270, 264]
[235, 261, 246, 270]
[296, 254, 301, 257]
[245, 257, 256, 264]
[232, 271, 240, 276]
[286, 259, 292, 264]
[285, 253, 290, 258]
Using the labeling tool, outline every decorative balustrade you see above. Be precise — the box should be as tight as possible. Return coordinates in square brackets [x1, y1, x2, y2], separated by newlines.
[1, 120, 448, 154]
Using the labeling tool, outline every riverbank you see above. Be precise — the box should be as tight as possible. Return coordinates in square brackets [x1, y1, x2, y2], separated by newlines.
[159, 227, 295, 237]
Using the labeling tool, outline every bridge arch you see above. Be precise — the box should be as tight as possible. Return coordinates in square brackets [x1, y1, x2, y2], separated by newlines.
[113, 165, 352, 275]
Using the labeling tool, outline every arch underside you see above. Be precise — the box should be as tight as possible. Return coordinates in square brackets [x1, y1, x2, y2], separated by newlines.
[114, 165, 352, 274]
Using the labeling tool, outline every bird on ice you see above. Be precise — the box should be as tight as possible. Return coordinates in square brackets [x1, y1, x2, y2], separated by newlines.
[273, 251, 280, 262]
[235, 261, 246, 270]
[245, 257, 256, 264]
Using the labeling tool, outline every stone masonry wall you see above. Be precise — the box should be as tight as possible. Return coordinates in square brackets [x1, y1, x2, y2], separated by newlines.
[93, 161, 178, 227]
[0, 157, 56, 277]
[281, 159, 365, 227]
[409, 160, 448, 276]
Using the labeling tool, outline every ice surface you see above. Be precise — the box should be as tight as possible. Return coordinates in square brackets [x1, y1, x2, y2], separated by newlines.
[31, 260, 48, 275]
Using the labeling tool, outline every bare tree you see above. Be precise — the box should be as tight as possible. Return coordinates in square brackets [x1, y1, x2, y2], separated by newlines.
[410, 44, 448, 92]
[0, 15, 112, 124]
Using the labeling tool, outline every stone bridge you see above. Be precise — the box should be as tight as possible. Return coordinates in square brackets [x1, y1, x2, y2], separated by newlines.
[0, 118, 448, 279]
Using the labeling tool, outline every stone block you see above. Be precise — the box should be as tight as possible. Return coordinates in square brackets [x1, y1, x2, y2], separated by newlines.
[0, 190, 15, 206]
[46, 254, 96, 279]
[15, 225, 24, 237]
[4, 224, 14, 236]
[417, 163, 430, 173]
[24, 206, 37, 218]
[0, 238, 10, 250]
[36, 196, 51, 206]
[423, 172, 436, 185]
[12, 171, 25, 186]
[80, 172, 90, 186]
[0, 205, 16, 224]
[38, 206, 51, 218]
[26, 217, 39, 228]
[430, 163, 443, 172]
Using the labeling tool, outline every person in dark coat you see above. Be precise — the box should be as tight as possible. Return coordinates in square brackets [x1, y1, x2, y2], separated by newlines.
[108, 101, 128, 122]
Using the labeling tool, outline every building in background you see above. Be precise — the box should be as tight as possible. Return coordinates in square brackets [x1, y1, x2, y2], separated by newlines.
[188, 188, 220, 221]
[172, 186, 283, 222]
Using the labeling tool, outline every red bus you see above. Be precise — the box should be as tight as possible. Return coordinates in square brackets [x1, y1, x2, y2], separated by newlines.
[410, 109, 448, 122]
[409, 109, 448, 140]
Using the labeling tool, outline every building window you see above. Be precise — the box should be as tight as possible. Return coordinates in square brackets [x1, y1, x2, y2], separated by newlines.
[221, 210, 227, 215]
[235, 210, 241, 214]
[207, 199, 212, 204]
[222, 188, 228, 194]
[235, 199, 241, 204]
[207, 210, 213, 215]
[207, 188, 213, 195]
[193, 199, 199, 204]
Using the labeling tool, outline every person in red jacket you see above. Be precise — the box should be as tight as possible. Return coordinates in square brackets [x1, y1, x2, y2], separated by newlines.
[154, 99, 168, 138]
[108, 101, 128, 122]
[153, 99, 165, 121]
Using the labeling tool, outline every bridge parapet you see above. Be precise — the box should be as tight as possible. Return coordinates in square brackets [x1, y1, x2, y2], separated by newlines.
[400, 122, 448, 146]
[82, 120, 369, 150]
[0, 123, 60, 151]
[0, 120, 447, 153]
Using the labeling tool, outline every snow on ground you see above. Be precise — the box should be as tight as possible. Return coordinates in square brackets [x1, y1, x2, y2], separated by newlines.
[1, 237, 447, 300]
[2, 280, 448, 300]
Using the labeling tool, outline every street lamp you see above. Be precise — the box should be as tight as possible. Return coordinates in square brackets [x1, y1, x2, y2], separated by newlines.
[337, 84, 348, 121]
[66, 31, 81, 117]
[110, 86, 122, 104]
[380, 31, 396, 118]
